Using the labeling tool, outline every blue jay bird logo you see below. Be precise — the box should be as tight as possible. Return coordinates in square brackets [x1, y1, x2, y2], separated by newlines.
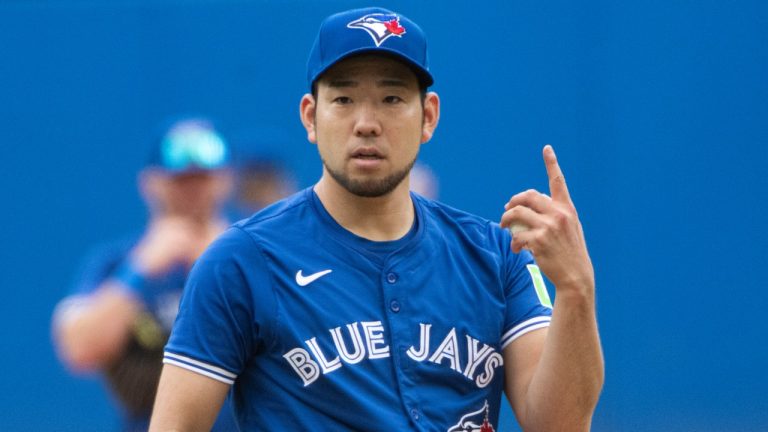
[447, 400, 495, 432]
[347, 13, 406, 47]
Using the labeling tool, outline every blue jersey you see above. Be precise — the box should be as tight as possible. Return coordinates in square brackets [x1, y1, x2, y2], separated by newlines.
[64, 235, 238, 432]
[165, 187, 552, 431]
[69, 235, 186, 330]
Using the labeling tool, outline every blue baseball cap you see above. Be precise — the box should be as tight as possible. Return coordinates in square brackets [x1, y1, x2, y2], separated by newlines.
[148, 118, 229, 173]
[307, 7, 434, 89]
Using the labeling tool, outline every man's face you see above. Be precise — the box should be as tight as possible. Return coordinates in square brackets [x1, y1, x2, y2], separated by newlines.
[302, 54, 439, 198]
[141, 170, 233, 220]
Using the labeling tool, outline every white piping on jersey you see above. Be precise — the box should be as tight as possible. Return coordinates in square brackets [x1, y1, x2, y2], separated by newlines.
[163, 352, 237, 384]
[500, 316, 552, 349]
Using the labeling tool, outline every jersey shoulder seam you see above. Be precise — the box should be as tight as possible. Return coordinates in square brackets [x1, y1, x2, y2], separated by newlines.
[231, 224, 283, 351]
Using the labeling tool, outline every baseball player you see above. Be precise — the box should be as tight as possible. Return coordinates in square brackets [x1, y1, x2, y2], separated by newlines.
[232, 154, 297, 217]
[150, 7, 603, 432]
[52, 118, 238, 431]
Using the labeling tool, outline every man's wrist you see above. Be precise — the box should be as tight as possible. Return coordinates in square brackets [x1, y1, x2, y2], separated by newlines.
[113, 260, 150, 304]
[552, 281, 596, 306]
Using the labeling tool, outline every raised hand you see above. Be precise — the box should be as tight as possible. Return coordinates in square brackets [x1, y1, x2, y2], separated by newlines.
[129, 216, 214, 276]
[500, 145, 594, 295]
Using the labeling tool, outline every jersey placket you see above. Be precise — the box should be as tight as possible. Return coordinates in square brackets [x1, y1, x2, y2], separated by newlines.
[377, 248, 436, 431]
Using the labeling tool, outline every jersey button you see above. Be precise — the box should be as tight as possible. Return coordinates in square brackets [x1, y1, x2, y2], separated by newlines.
[410, 408, 420, 421]
[390, 299, 401, 313]
[386, 272, 398, 284]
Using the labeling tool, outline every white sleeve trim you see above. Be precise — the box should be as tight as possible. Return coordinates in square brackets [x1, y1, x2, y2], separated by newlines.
[163, 352, 237, 385]
[501, 316, 552, 349]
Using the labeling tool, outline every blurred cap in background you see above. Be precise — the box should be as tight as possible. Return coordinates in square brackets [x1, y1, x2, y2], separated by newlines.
[148, 117, 230, 173]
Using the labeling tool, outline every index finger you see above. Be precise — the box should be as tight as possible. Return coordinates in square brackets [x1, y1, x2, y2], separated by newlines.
[543, 144, 571, 203]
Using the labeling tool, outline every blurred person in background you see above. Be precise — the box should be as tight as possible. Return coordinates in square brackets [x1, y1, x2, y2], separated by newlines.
[409, 161, 439, 199]
[231, 154, 297, 218]
[52, 118, 238, 431]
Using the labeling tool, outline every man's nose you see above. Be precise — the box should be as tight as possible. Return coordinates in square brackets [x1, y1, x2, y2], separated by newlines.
[353, 104, 382, 137]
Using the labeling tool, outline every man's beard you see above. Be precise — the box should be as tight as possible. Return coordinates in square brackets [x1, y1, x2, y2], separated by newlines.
[322, 157, 416, 198]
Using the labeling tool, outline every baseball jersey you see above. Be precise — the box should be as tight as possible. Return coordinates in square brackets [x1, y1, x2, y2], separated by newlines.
[67, 234, 186, 330]
[61, 235, 238, 432]
[164, 187, 553, 431]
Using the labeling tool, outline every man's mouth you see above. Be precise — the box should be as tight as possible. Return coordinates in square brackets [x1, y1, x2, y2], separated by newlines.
[351, 148, 384, 159]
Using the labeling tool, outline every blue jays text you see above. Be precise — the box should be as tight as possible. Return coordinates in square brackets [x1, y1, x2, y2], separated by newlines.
[284, 320, 504, 388]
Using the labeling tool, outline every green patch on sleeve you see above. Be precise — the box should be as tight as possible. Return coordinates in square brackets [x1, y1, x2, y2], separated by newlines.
[526, 264, 553, 308]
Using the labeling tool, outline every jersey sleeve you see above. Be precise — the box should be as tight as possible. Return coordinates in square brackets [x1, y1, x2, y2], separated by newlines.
[163, 226, 275, 385]
[498, 227, 553, 349]
[52, 238, 136, 327]
[70, 237, 136, 296]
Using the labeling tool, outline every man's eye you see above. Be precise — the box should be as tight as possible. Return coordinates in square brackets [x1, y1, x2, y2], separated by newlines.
[383, 96, 403, 104]
[333, 96, 352, 104]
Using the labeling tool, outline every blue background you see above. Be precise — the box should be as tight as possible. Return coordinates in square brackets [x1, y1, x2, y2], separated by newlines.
[1, 0, 766, 430]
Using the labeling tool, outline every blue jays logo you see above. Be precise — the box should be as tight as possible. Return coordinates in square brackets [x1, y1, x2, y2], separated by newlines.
[447, 400, 495, 432]
[347, 13, 406, 47]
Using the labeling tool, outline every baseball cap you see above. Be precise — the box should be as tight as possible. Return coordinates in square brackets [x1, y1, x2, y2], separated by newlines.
[148, 118, 229, 173]
[307, 7, 434, 89]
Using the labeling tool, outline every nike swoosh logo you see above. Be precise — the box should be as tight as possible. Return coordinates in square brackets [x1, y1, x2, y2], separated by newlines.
[295, 269, 333, 286]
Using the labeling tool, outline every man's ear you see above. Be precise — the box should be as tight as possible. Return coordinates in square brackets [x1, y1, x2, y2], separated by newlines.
[300, 94, 318, 144]
[421, 91, 440, 144]
[138, 168, 163, 213]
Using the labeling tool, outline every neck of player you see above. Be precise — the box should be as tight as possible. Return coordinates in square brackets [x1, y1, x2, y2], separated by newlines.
[314, 175, 414, 242]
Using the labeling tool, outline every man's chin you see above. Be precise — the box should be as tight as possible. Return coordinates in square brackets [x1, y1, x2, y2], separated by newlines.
[325, 161, 415, 199]
[338, 177, 401, 198]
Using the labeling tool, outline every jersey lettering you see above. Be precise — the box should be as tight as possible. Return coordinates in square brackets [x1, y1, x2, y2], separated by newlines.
[476, 352, 503, 388]
[282, 348, 320, 386]
[305, 337, 342, 374]
[361, 321, 390, 359]
[285, 321, 505, 389]
[428, 328, 462, 372]
[406, 323, 431, 361]
[463, 334, 494, 379]
[330, 322, 367, 364]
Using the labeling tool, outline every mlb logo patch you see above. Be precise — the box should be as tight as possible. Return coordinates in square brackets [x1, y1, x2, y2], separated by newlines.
[347, 13, 406, 47]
